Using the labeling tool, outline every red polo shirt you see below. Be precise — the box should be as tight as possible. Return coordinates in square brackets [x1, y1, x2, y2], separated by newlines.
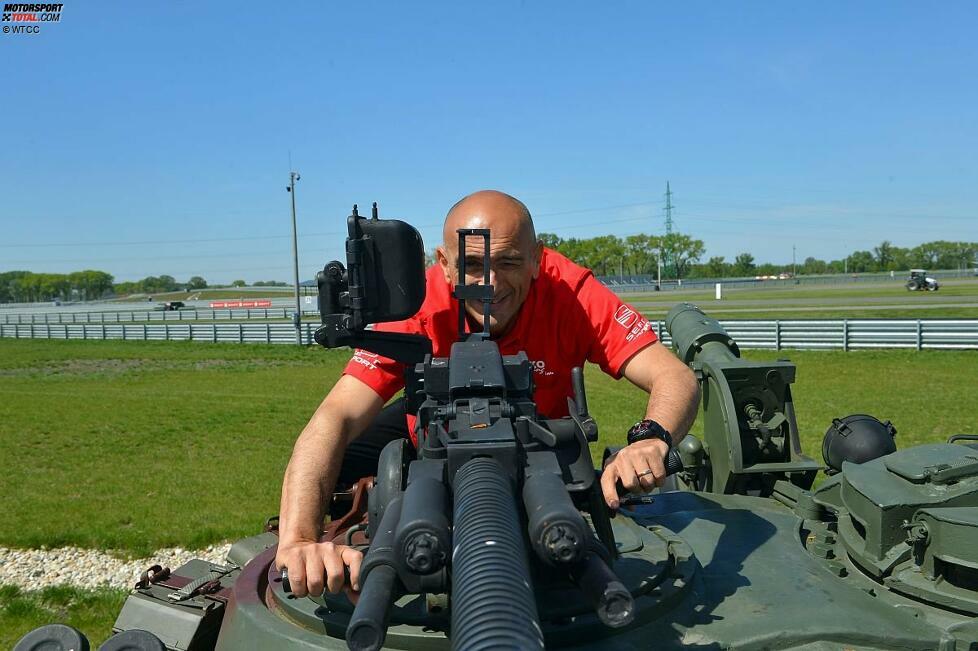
[343, 248, 658, 443]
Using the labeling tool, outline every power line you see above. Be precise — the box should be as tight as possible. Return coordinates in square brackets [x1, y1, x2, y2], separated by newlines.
[664, 181, 674, 235]
[0, 202, 666, 249]
[2, 199, 973, 257]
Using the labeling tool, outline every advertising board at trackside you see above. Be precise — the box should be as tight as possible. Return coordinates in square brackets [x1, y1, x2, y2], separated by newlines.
[209, 300, 273, 309]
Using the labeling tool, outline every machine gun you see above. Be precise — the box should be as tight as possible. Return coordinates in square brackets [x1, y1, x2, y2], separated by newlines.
[310, 206, 682, 651]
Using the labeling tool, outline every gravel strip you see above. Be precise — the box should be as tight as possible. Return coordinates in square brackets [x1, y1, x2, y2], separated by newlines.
[0, 544, 233, 591]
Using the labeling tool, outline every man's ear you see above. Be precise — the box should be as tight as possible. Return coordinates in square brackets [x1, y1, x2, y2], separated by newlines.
[435, 246, 453, 284]
[532, 240, 544, 279]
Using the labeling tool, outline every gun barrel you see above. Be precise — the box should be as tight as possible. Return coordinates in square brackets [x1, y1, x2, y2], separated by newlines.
[523, 471, 589, 565]
[451, 458, 545, 651]
[345, 566, 397, 651]
[569, 551, 635, 628]
[395, 476, 450, 574]
[346, 498, 403, 651]
[665, 303, 740, 364]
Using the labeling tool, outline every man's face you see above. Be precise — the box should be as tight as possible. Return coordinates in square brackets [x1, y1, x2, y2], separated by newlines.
[437, 231, 541, 337]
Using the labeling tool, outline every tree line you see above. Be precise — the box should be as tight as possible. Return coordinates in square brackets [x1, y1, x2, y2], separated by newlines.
[538, 234, 978, 280]
[0, 270, 116, 303]
[4, 237, 976, 303]
[0, 272, 269, 303]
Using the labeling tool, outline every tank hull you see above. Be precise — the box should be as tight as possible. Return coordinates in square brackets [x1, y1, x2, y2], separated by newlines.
[214, 490, 977, 650]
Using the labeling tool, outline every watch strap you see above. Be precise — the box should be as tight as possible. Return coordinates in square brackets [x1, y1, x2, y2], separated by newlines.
[626, 419, 673, 448]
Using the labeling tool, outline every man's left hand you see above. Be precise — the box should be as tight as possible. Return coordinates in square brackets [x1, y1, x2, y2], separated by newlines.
[600, 439, 670, 510]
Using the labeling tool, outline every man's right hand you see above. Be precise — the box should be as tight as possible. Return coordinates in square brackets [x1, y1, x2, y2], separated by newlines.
[275, 540, 363, 598]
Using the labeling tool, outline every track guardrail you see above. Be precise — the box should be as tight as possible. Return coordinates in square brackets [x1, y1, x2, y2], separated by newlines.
[2, 319, 976, 350]
[0, 308, 320, 325]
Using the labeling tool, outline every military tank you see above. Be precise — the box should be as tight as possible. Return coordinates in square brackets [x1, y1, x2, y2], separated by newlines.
[17, 209, 978, 651]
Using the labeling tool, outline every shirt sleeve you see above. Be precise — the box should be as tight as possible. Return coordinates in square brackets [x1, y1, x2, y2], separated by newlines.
[578, 275, 659, 378]
[341, 316, 426, 402]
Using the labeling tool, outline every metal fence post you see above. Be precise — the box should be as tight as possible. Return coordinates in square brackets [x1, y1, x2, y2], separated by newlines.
[775, 320, 781, 351]
[46, 323, 50, 339]
[842, 320, 848, 352]
[142, 324, 147, 340]
[916, 320, 923, 351]
[657, 320, 663, 341]
[238, 323, 243, 343]
[266, 324, 271, 344]
[101, 324, 106, 340]
[212, 325, 217, 343]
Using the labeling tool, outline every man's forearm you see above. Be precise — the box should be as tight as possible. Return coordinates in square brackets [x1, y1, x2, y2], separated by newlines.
[278, 376, 386, 548]
[278, 425, 347, 546]
[643, 368, 700, 444]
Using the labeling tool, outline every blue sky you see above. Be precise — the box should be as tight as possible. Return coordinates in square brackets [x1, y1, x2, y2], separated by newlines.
[1, 1, 976, 283]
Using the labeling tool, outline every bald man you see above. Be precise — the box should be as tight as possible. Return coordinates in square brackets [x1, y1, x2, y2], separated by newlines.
[276, 190, 700, 599]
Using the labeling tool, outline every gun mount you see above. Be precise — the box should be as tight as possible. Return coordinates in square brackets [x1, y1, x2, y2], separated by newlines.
[665, 303, 820, 495]
[23, 208, 978, 651]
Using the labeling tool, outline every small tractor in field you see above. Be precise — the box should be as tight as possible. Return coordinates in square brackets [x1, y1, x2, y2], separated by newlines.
[906, 269, 939, 291]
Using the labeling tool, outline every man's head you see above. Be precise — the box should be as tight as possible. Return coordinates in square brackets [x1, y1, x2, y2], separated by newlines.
[436, 190, 543, 337]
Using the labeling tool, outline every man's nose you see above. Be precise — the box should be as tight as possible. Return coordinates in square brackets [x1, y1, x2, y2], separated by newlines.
[474, 268, 496, 286]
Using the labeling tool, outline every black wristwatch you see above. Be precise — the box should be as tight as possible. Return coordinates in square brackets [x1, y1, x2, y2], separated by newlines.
[626, 419, 673, 449]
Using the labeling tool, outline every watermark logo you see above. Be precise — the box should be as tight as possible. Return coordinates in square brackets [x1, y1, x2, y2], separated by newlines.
[2, 3, 63, 35]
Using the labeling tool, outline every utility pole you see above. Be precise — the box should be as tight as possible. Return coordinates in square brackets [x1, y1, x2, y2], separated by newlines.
[793, 244, 797, 277]
[656, 248, 662, 291]
[287, 170, 302, 345]
[663, 181, 674, 281]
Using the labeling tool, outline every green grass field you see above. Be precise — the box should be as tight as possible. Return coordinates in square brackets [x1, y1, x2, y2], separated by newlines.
[622, 278, 978, 320]
[1, 339, 976, 554]
[1, 586, 125, 648]
[627, 277, 978, 302]
[708, 308, 978, 319]
[1, 338, 976, 645]
[101, 278, 978, 320]
[114, 287, 303, 302]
